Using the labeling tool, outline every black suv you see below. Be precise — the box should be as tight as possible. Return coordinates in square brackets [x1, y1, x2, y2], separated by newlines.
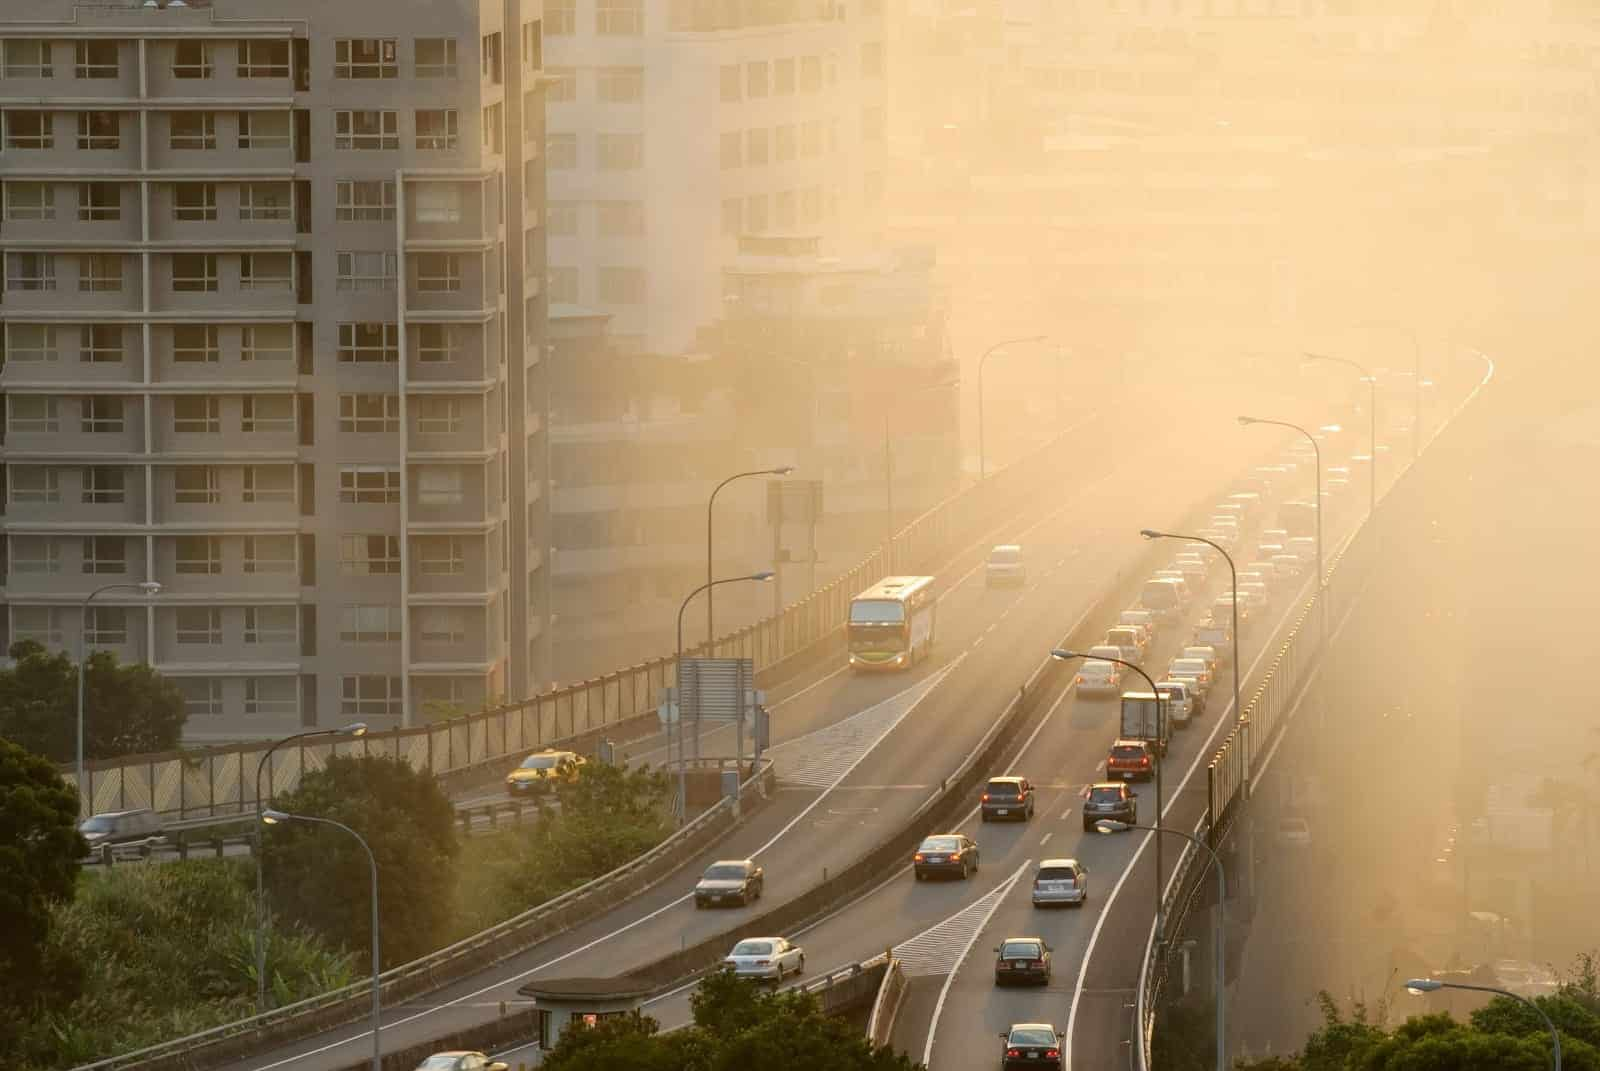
[1080, 781, 1137, 832]
[980, 776, 1034, 822]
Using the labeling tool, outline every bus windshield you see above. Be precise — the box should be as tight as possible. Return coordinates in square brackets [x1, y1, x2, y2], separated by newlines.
[849, 600, 904, 625]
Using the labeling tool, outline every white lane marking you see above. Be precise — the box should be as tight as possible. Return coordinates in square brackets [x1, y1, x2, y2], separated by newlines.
[1060, 808, 1073, 820]
[250, 659, 963, 1071]
[921, 860, 1032, 1068]
[1039, 832, 1053, 846]
[769, 664, 850, 710]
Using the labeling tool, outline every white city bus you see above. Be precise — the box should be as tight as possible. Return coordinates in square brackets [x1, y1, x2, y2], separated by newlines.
[848, 575, 937, 671]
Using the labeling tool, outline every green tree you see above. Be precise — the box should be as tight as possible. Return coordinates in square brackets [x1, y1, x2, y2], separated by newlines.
[0, 734, 87, 1053]
[0, 640, 185, 762]
[262, 755, 457, 967]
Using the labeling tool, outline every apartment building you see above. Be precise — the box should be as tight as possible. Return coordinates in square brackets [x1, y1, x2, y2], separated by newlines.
[543, 0, 888, 354]
[0, 0, 551, 741]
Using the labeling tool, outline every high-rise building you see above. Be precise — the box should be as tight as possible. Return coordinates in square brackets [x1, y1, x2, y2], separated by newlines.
[0, 0, 551, 741]
[542, 0, 888, 355]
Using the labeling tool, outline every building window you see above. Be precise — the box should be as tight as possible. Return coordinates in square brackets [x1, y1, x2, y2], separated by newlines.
[597, 267, 645, 305]
[236, 39, 289, 77]
[547, 201, 578, 238]
[170, 111, 216, 150]
[745, 194, 767, 233]
[9, 396, 59, 433]
[10, 467, 60, 503]
[480, 102, 502, 153]
[178, 678, 223, 716]
[339, 534, 401, 575]
[83, 466, 125, 503]
[80, 325, 123, 364]
[245, 677, 298, 716]
[77, 182, 120, 221]
[171, 253, 218, 292]
[241, 325, 293, 362]
[480, 31, 502, 82]
[546, 267, 578, 304]
[172, 41, 212, 79]
[774, 190, 795, 229]
[335, 39, 397, 79]
[416, 467, 464, 506]
[174, 465, 220, 503]
[3, 40, 53, 78]
[746, 61, 769, 98]
[340, 604, 401, 643]
[801, 186, 822, 225]
[413, 185, 462, 224]
[335, 179, 395, 222]
[719, 64, 741, 103]
[175, 536, 223, 574]
[176, 607, 222, 645]
[13, 607, 65, 647]
[719, 131, 741, 169]
[337, 322, 399, 362]
[417, 606, 467, 645]
[545, 67, 576, 103]
[4, 182, 53, 221]
[240, 252, 293, 291]
[339, 393, 400, 433]
[597, 66, 643, 102]
[800, 119, 821, 157]
[721, 198, 742, 237]
[79, 253, 122, 292]
[5, 112, 53, 149]
[596, 200, 645, 238]
[12, 538, 62, 573]
[745, 128, 768, 166]
[415, 324, 462, 363]
[799, 55, 820, 92]
[415, 253, 461, 292]
[775, 124, 795, 162]
[335, 110, 398, 150]
[774, 57, 795, 94]
[414, 396, 463, 434]
[242, 465, 294, 502]
[596, 0, 642, 34]
[546, 0, 575, 34]
[336, 252, 397, 292]
[74, 111, 121, 151]
[9, 324, 57, 362]
[6, 252, 55, 291]
[80, 396, 124, 433]
[243, 535, 296, 573]
[415, 37, 457, 78]
[173, 324, 220, 363]
[339, 467, 400, 504]
[545, 133, 576, 169]
[341, 675, 403, 717]
[81, 535, 126, 575]
[241, 395, 294, 433]
[172, 182, 218, 221]
[237, 110, 290, 149]
[239, 182, 289, 221]
[173, 396, 221, 434]
[414, 535, 465, 575]
[74, 40, 119, 79]
[85, 606, 127, 646]
[415, 109, 458, 150]
[597, 133, 642, 171]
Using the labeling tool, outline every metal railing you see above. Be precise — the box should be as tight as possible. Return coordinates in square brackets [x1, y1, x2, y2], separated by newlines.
[67, 415, 1105, 822]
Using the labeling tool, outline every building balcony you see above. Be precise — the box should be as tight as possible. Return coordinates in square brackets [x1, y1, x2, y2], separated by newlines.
[148, 180, 298, 243]
[1, 349, 142, 386]
[0, 112, 142, 174]
[3, 418, 145, 460]
[4, 545, 151, 597]
[0, 185, 141, 243]
[148, 253, 298, 315]
[3, 466, 147, 527]
[1, 254, 144, 314]
[147, 110, 295, 172]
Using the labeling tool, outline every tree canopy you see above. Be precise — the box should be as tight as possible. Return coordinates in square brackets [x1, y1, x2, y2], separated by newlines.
[0, 640, 186, 763]
[261, 754, 458, 968]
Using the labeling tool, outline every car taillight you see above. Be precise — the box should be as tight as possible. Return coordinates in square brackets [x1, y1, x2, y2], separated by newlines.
[982, 793, 990, 802]
[1075, 675, 1084, 684]
[1046, 1049, 1060, 1059]
[1140, 757, 1150, 766]
[1006, 1049, 1021, 1058]
[913, 852, 924, 862]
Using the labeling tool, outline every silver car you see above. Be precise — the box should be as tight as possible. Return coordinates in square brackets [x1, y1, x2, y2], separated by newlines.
[723, 936, 804, 981]
[1031, 858, 1088, 907]
[1154, 680, 1195, 728]
[986, 544, 1026, 587]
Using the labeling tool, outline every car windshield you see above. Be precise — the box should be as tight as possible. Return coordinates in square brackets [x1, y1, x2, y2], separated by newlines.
[1001, 941, 1042, 959]
[417, 1059, 461, 1071]
[704, 865, 747, 880]
[1037, 867, 1076, 882]
[1010, 1028, 1057, 1047]
[1171, 660, 1206, 673]
[520, 755, 560, 770]
[920, 837, 960, 852]
[990, 547, 1020, 563]
[1111, 746, 1144, 760]
[80, 816, 115, 832]
[850, 599, 904, 624]
[1082, 661, 1114, 675]
[985, 781, 1020, 797]
[731, 940, 773, 956]
[1089, 787, 1124, 803]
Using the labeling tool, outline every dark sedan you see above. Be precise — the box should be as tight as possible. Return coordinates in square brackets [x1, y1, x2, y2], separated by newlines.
[999, 1024, 1064, 1070]
[912, 834, 978, 880]
[694, 859, 764, 908]
[1080, 781, 1137, 832]
[993, 937, 1052, 986]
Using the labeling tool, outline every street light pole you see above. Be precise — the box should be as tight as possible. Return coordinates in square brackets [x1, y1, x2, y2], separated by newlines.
[1095, 819, 1227, 1071]
[254, 723, 367, 1013]
[706, 466, 793, 647]
[977, 334, 1047, 481]
[77, 580, 161, 809]
[262, 810, 382, 1071]
[1304, 352, 1375, 517]
[1051, 649, 1166, 935]
[1140, 530, 1240, 726]
[675, 572, 775, 815]
[1405, 978, 1561, 1070]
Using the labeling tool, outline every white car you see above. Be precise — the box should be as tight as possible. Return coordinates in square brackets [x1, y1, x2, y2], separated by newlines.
[724, 936, 805, 981]
[1196, 527, 1237, 549]
[1118, 609, 1157, 643]
[1074, 659, 1123, 696]
[1270, 553, 1304, 579]
[1287, 536, 1317, 563]
[1277, 816, 1312, 847]
[1101, 628, 1145, 666]
[1238, 581, 1271, 607]
[985, 544, 1026, 587]
[1259, 528, 1290, 547]
[1167, 657, 1214, 698]
[1085, 644, 1128, 667]
[1154, 680, 1196, 728]
[1180, 645, 1219, 673]
[1172, 555, 1208, 583]
[1256, 542, 1286, 561]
